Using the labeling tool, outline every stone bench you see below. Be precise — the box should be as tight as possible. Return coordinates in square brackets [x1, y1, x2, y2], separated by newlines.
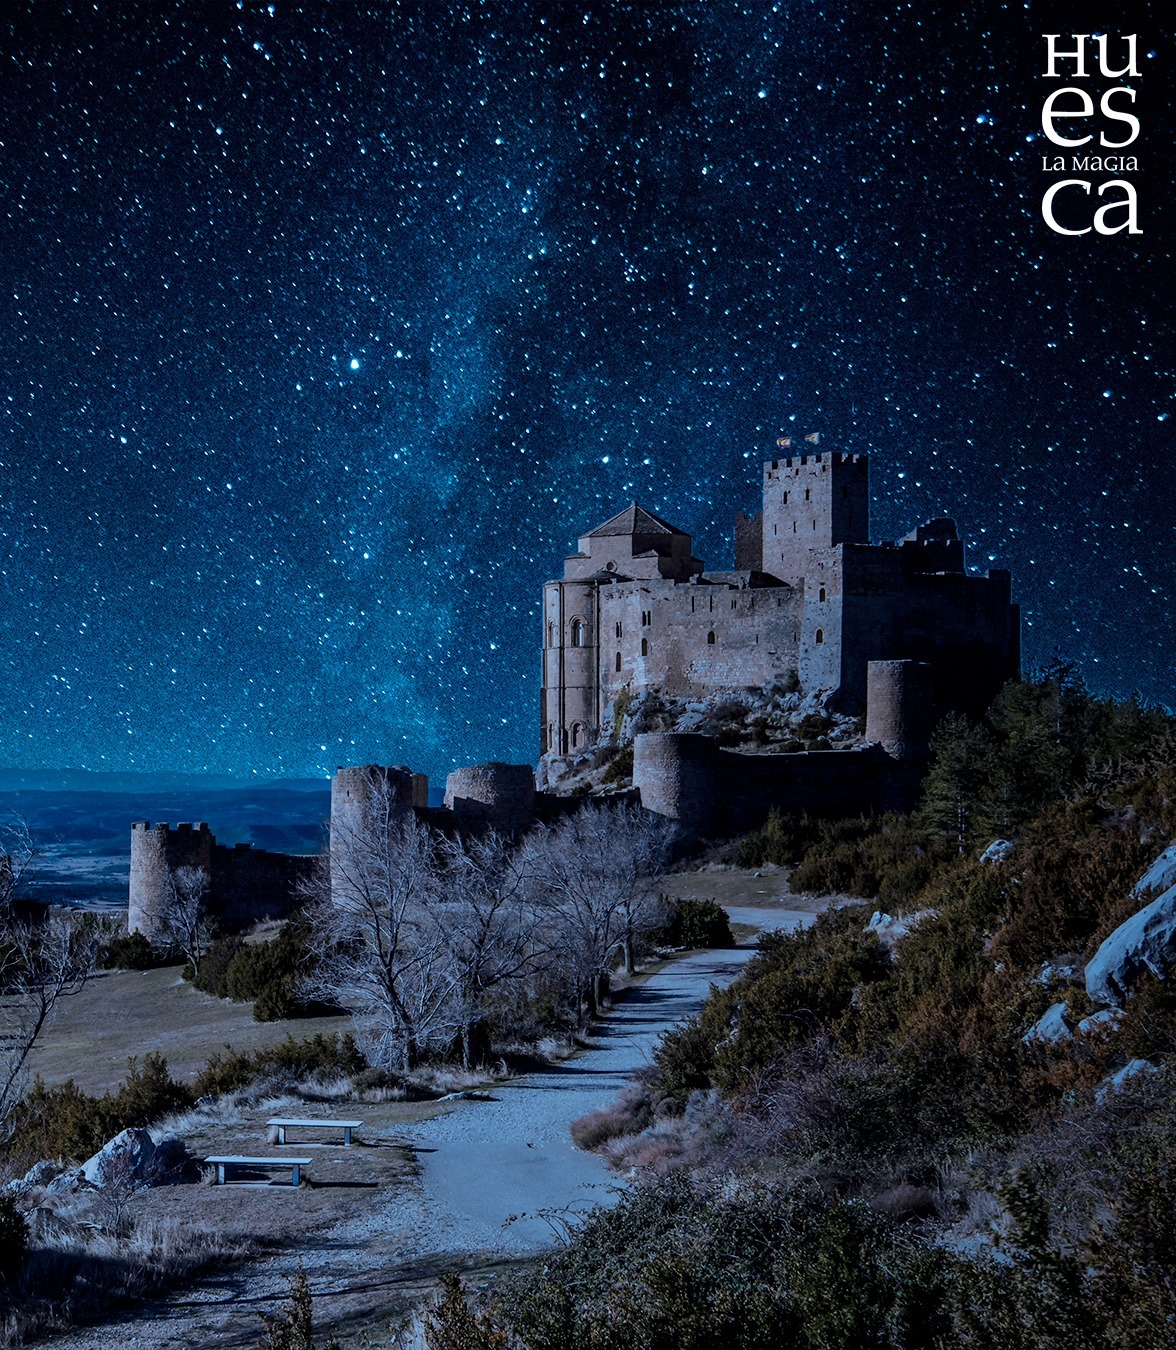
[205, 1155, 312, 1187]
[266, 1116, 363, 1147]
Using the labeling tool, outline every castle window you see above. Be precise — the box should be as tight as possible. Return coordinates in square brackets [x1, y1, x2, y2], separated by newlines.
[615, 651, 622, 672]
[707, 631, 716, 645]
[812, 519, 817, 530]
[815, 628, 825, 644]
[731, 599, 737, 610]
[792, 522, 797, 534]
[819, 587, 827, 602]
[570, 617, 586, 647]
[773, 523, 777, 535]
[547, 621, 554, 647]
[615, 621, 622, 638]
[641, 637, 649, 657]
[548, 722, 555, 749]
[571, 722, 585, 750]
[782, 491, 789, 504]
[805, 488, 811, 501]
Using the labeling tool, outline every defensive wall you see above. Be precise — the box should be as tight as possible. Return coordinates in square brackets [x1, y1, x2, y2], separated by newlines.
[630, 659, 934, 836]
[128, 821, 314, 939]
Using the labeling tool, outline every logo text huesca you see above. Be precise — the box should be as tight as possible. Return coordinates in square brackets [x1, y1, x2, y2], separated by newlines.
[1041, 34, 1140, 237]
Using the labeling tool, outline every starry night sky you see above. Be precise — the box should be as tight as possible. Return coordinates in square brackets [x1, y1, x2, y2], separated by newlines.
[1, 1, 1172, 783]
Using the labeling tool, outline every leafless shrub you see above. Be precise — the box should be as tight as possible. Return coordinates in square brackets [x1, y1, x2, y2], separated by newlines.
[156, 865, 215, 975]
[570, 1086, 653, 1151]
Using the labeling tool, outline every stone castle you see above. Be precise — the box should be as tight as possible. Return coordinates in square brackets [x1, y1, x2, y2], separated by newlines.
[540, 449, 1019, 763]
[129, 447, 1020, 933]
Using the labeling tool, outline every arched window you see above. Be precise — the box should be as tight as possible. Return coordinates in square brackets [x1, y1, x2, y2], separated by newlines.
[818, 586, 827, 602]
[571, 722, 584, 749]
[570, 617, 586, 647]
[815, 628, 825, 645]
[641, 637, 649, 657]
[707, 631, 716, 645]
[615, 651, 622, 672]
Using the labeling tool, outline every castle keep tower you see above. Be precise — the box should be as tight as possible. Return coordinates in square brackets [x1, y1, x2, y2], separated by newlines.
[760, 452, 870, 582]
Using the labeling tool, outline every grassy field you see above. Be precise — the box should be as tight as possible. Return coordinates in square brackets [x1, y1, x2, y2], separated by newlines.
[29, 964, 351, 1095]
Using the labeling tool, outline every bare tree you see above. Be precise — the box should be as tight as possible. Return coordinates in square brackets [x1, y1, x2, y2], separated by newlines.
[158, 865, 215, 975]
[0, 913, 99, 1141]
[0, 814, 39, 921]
[523, 803, 677, 1024]
[303, 784, 454, 1071]
[434, 831, 540, 1069]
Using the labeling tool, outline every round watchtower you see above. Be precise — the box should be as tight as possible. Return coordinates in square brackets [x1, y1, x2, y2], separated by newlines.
[865, 660, 935, 761]
[444, 762, 535, 833]
[632, 733, 716, 834]
[128, 821, 214, 938]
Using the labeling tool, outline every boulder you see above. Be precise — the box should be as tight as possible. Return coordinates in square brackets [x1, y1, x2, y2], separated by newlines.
[979, 839, 1016, 865]
[1037, 955, 1083, 987]
[45, 1169, 82, 1194]
[1021, 1002, 1073, 1046]
[1095, 1057, 1159, 1103]
[867, 909, 934, 951]
[1132, 842, 1176, 900]
[22, 1159, 63, 1188]
[1085, 881, 1176, 1007]
[1078, 1007, 1124, 1037]
[80, 1127, 157, 1189]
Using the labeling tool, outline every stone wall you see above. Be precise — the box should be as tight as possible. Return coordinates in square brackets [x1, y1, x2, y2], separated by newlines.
[128, 821, 310, 938]
[445, 762, 535, 833]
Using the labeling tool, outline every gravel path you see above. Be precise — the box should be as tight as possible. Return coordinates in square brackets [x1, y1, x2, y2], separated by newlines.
[41, 901, 817, 1346]
[377, 902, 817, 1257]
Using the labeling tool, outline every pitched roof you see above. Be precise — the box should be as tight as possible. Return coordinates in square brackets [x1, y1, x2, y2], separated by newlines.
[585, 502, 686, 538]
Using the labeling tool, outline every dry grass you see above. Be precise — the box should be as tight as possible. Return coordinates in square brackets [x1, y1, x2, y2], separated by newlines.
[570, 1086, 653, 1152]
[27, 964, 349, 1096]
[1, 1211, 253, 1347]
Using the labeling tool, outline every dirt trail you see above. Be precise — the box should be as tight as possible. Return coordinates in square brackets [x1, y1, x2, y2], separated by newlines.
[43, 898, 819, 1347]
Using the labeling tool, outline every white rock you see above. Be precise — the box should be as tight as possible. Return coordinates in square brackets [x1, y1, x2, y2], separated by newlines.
[1037, 955, 1083, 987]
[1077, 1007, 1124, 1037]
[1096, 1057, 1158, 1102]
[1085, 881, 1176, 1007]
[866, 910, 934, 949]
[80, 1127, 157, 1189]
[1021, 1002, 1073, 1046]
[1132, 843, 1176, 900]
[979, 839, 1016, 864]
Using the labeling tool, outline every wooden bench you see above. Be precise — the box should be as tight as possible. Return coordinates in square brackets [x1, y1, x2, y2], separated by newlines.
[266, 1116, 363, 1147]
[205, 1155, 312, 1187]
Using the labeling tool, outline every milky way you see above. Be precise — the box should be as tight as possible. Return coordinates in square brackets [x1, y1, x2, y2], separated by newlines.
[0, 2, 1172, 782]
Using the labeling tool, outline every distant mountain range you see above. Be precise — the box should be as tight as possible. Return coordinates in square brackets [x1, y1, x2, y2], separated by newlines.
[0, 773, 334, 911]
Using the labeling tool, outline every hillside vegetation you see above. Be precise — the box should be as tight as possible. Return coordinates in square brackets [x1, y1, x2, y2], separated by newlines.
[431, 668, 1176, 1347]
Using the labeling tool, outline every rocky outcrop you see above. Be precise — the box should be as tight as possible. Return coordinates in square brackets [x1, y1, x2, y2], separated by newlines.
[867, 910, 935, 952]
[1085, 879, 1176, 1007]
[979, 839, 1015, 865]
[1022, 1002, 1073, 1046]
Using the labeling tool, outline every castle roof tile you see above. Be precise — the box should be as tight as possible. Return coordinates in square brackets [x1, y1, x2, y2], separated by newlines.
[585, 502, 685, 538]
